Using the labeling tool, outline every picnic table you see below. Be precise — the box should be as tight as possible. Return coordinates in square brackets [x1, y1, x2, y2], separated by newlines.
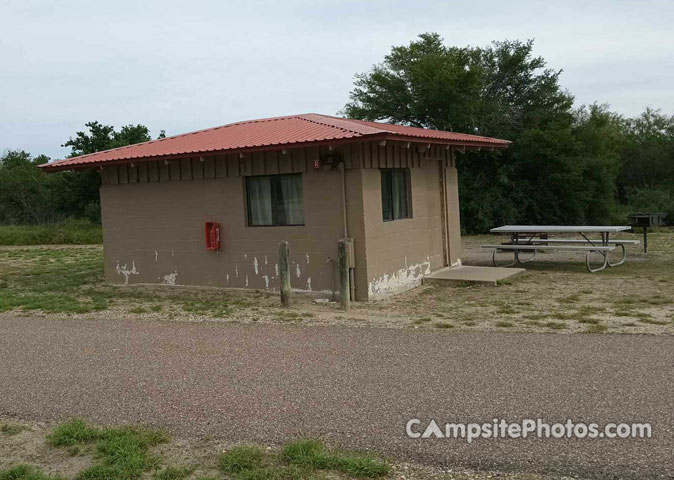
[482, 225, 639, 272]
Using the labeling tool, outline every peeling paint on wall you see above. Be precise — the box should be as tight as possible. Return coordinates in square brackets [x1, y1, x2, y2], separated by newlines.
[305, 253, 310, 264]
[451, 258, 462, 267]
[154, 251, 158, 262]
[368, 257, 431, 300]
[235, 265, 239, 277]
[253, 257, 259, 275]
[275, 264, 279, 276]
[295, 263, 301, 278]
[115, 261, 139, 285]
[262, 275, 270, 289]
[264, 256, 268, 265]
[226, 274, 230, 285]
[306, 277, 312, 291]
[163, 271, 178, 286]
[245, 275, 249, 287]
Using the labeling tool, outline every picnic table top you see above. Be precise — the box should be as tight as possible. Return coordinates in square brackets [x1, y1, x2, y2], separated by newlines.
[490, 225, 631, 234]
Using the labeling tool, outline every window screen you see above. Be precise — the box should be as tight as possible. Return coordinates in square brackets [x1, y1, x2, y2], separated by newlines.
[381, 168, 411, 221]
[246, 173, 305, 226]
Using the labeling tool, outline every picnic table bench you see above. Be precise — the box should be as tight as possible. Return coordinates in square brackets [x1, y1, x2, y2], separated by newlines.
[482, 225, 639, 272]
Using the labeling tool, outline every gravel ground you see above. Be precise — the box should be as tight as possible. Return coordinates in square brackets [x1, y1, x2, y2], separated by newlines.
[0, 316, 672, 479]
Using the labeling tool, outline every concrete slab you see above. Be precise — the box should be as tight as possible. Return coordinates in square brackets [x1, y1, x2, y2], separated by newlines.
[423, 265, 525, 286]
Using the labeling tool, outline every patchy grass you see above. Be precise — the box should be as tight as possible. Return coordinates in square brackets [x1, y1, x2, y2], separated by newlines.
[0, 464, 66, 480]
[2, 420, 390, 480]
[639, 318, 669, 325]
[0, 418, 602, 480]
[0, 424, 29, 436]
[0, 246, 263, 316]
[47, 419, 100, 447]
[577, 318, 601, 325]
[217, 440, 390, 479]
[1, 229, 673, 335]
[0, 247, 107, 314]
[0, 221, 102, 246]
[152, 466, 194, 480]
[219, 446, 265, 473]
[280, 439, 390, 478]
[47, 420, 169, 480]
[585, 324, 608, 334]
[495, 320, 515, 328]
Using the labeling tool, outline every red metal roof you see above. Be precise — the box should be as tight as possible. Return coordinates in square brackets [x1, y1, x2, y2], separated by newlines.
[41, 113, 510, 171]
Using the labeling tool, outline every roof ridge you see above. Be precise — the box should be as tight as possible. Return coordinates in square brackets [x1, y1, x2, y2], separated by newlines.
[297, 113, 384, 136]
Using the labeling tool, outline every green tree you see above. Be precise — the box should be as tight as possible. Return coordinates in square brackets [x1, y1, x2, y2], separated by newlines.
[55, 122, 155, 222]
[0, 150, 52, 223]
[618, 108, 674, 220]
[0, 122, 160, 225]
[344, 34, 622, 231]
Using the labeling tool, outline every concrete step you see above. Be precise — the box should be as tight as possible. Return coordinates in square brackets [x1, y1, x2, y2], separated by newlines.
[423, 265, 525, 287]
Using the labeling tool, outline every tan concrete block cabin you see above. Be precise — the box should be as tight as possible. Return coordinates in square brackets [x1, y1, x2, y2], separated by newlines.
[43, 114, 509, 301]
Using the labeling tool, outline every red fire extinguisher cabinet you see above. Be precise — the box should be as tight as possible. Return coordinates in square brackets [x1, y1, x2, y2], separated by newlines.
[205, 222, 220, 251]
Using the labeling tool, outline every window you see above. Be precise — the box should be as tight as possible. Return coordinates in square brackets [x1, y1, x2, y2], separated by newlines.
[381, 168, 411, 221]
[246, 173, 305, 226]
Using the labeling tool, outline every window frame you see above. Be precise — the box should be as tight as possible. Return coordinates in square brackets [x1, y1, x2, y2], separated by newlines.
[380, 168, 412, 222]
[245, 173, 305, 227]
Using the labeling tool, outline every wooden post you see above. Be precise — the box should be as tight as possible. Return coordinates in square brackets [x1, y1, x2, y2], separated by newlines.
[338, 239, 350, 310]
[279, 241, 291, 306]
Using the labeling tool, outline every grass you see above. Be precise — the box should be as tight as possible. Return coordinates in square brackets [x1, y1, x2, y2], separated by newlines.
[219, 446, 265, 473]
[152, 466, 194, 480]
[639, 318, 669, 325]
[1, 424, 29, 436]
[495, 320, 514, 328]
[585, 324, 608, 333]
[217, 440, 390, 480]
[543, 321, 567, 330]
[0, 246, 108, 314]
[1, 230, 673, 335]
[47, 419, 100, 446]
[0, 246, 261, 315]
[13, 420, 389, 480]
[280, 439, 390, 478]
[0, 220, 102, 246]
[577, 317, 600, 325]
[46, 419, 169, 480]
[0, 465, 66, 480]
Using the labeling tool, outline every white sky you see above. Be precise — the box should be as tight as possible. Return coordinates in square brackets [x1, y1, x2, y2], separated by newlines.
[1, 0, 673, 160]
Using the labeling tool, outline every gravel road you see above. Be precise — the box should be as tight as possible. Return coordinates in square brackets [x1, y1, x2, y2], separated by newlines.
[0, 316, 672, 479]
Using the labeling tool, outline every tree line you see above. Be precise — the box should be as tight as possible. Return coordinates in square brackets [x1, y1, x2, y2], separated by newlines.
[343, 34, 674, 232]
[1, 34, 673, 232]
[0, 123, 162, 224]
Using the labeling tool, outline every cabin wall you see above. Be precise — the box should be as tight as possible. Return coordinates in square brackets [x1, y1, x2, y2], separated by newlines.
[100, 148, 347, 295]
[99, 141, 461, 300]
[359, 158, 448, 300]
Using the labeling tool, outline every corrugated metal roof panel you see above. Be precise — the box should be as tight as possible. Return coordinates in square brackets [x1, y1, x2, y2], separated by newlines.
[42, 113, 510, 171]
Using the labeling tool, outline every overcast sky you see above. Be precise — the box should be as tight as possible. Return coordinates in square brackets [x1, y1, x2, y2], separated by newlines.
[1, 0, 673, 160]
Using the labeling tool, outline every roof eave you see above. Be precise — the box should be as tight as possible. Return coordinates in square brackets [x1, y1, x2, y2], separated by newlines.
[40, 133, 510, 172]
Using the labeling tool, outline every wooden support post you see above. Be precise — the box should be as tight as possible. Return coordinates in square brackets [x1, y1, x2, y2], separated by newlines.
[279, 241, 292, 306]
[338, 239, 350, 310]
